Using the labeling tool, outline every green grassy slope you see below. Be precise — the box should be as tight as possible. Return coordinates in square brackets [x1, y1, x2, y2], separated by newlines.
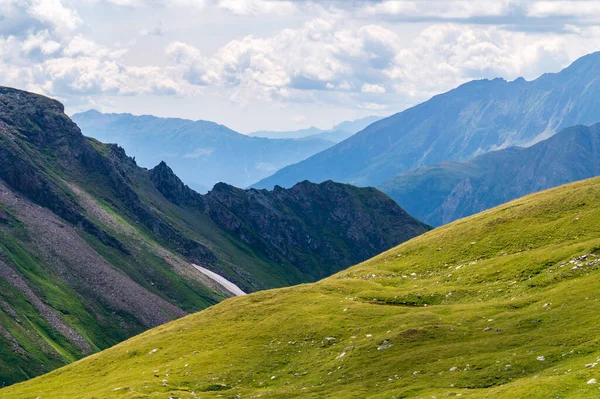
[0, 86, 427, 387]
[0, 170, 226, 388]
[5, 177, 600, 398]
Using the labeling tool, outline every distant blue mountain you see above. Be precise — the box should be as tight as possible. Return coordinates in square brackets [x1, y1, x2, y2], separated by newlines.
[380, 123, 600, 226]
[249, 115, 383, 143]
[72, 111, 335, 192]
[249, 126, 324, 140]
[330, 115, 383, 135]
[253, 51, 600, 190]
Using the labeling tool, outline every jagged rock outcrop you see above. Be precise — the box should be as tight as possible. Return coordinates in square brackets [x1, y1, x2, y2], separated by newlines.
[150, 161, 429, 279]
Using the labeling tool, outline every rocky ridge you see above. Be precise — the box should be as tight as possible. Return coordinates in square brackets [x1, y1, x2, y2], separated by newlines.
[0, 87, 428, 386]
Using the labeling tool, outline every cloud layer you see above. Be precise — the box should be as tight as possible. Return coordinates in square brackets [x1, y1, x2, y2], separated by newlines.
[1, 0, 600, 130]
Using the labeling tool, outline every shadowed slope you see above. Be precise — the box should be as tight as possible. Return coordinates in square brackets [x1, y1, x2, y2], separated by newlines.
[381, 123, 600, 226]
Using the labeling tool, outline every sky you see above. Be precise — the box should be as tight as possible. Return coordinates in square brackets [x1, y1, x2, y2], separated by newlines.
[2, 1, 600, 133]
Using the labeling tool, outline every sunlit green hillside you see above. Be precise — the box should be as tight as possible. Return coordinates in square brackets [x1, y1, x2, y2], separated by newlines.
[5, 177, 600, 398]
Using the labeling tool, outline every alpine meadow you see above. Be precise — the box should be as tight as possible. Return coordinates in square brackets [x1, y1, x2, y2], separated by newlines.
[2, 1, 600, 398]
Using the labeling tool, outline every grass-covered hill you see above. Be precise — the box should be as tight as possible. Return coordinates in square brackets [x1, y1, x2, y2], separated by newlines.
[0, 87, 427, 387]
[5, 176, 600, 398]
[380, 123, 600, 226]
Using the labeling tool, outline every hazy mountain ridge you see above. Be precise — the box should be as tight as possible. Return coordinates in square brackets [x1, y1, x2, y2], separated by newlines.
[380, 123, 600, 226]
[253, 51, 600, 190]
[72, 110, 336, 192]
[0, 87, 429, 386]
[249, 115, 383, 142]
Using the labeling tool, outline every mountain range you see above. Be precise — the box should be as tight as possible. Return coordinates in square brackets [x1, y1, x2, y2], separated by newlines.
[72, 111, 336, 193]
[249, 115, 383, 142]
[6, 44, 600, 399]
[254, 51, 600, 190]
[0, 87, 428, 387]
[381, 123, 600, 226]
[6, 173, 600, 398]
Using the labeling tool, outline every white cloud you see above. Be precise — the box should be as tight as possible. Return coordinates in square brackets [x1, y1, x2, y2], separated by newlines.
[0, 1, 185, 100]
[379, 23, 583, 102]
[64, 35, 109, 57]
[527, 1, 600, 18]
[165, 18, 595, 110]
[88, 0, 207, 7]
[21, 30, 62, 57]
[3, 0, 600, 130]
[37, 56, 183, 97]
[0, 0, 82, 36]
[338, 81, 352, 90]
[361, 84, 386, 93]
[361, 0, 518, 19]
[166, 41, 202, 63]
[104, 0, 143, 5]
[0, 35, 177, 100]
[167, 19, 404, 105]
[217, 0, 296, 15]
[85, 0, 294, 15]
[165, 0, 207, 7]
[359, 102, 388, 110]
[151, 78, 181, 95]
[28, 0, 82, 32]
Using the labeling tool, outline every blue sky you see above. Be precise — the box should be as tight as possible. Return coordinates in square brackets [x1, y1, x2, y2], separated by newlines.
[2, 0, 600, 132]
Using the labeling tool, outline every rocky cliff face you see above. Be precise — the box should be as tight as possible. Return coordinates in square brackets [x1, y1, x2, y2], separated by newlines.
[150, 163, 429, 281]
[204, 180, 429, 278]
[0, 86, 428, 387]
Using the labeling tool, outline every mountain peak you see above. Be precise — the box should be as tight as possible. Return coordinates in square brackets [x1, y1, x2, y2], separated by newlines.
[254, 50, 600, 190]
[0, 85, 430, 390]
[154, 160, 170, 170]
[566, 50, 600, 68]
[0, 87, 87, 153]
[149, 160, 199, 206]
[535, 50, 600, 84]
[211, 182, 236, 191]
[77, 109, 102, 116]
[0, 86, 64, 114]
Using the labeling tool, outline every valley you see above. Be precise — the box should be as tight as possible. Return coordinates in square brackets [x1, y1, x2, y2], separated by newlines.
[3, 3, 600, 396]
